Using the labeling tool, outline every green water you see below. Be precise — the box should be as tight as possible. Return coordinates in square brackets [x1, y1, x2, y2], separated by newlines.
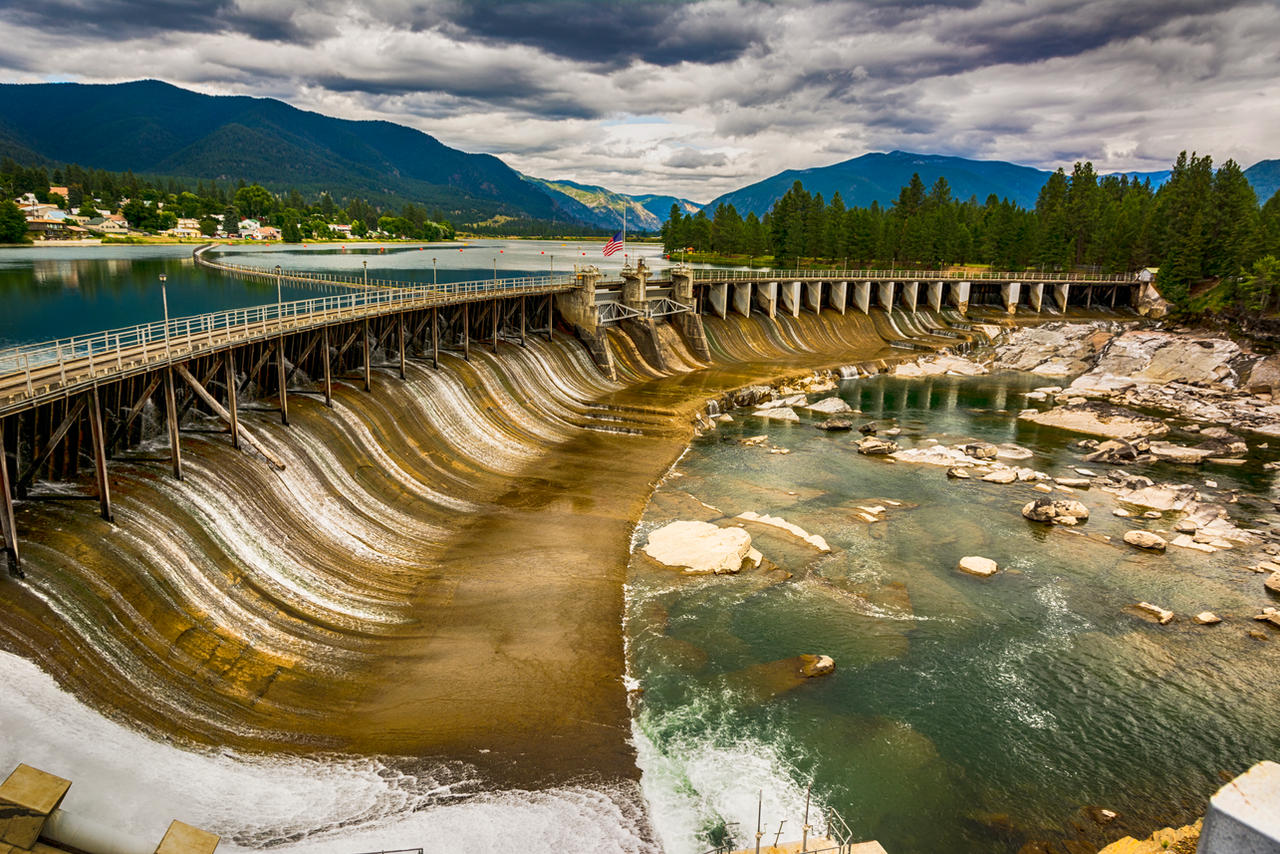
[628, 373, 1280, 853]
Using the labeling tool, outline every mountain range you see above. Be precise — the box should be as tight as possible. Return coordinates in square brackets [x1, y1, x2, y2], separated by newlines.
[1, 80, 1275, 231]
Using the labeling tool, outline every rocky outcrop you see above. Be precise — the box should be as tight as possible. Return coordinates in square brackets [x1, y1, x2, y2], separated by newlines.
[991, 322, 1119, 376]
[802, 396, 853, 415]
[1134, 602, 1175, 624]
[893, 354, 988, 377]
[815, 418, 854, 431]
[1022, 498, 1090, 525]
[753, 406, 800, 422]
[642, 521, 754, 574]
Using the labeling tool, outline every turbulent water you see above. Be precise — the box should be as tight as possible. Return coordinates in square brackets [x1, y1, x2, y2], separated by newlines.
[4, 247, 1278, 854]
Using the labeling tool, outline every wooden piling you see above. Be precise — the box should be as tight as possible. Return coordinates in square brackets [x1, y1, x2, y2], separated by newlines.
[0, 419, 20, 575]
[432, 307, 439, 369]
[322, 326, 332, 406]
[398, 314, 407, 379]
[462, 303, 470, 361]
[164, 367, 183, 480]
[225, 352, 240, 449]
[363, 318, 372, 391]
[492, 300, 499, 354]
[87, 384, 112, 522]
[520, 296, 527, 347]
[277, 335, 289, 425]
[546, 295, 554, 341]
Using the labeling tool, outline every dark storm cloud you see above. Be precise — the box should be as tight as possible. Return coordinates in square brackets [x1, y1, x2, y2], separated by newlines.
[440, 0, 766, 67]
[1, 0, 1277, 198]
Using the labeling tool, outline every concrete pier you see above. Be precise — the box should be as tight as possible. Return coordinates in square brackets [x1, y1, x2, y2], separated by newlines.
[1054, 283, 1069, 312]
[803, 281, 823, 313]
[853, 281, 871, 314]
[1198, 760, 1280, 854]
[708, 282, 728, 318]
[927, 281, 943, 312]
[900, 281, 919, 312]
[877, 280, 896, 312]
[754, 281, 778, 319]
[732, 282, 752, 317]
[1000, 282, 1020, 313]
[1025, 281, 1044, 312]
[830, 281, 847, 314]
[949, 281, 970, 313]
[779, 281, 801, 318]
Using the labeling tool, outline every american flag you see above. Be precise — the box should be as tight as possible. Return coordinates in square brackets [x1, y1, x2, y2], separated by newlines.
[602, 230, 623, 256]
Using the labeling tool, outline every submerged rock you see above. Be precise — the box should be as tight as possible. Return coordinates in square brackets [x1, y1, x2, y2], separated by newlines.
[1022, 498, 1090, 525]
[803, 396, 853, 415]
[753, 406, 800, 422]
[815, 418, 854, 431]
[1194, 612, 1222, 625]
[642, 520, 753, 574]
[1134, 602, 1175, 624]
[858, 421, 878, 435]
[798, 654, 835, 677]
[736, 511, 830, 552]
[1148, 442, 1216, 465]
[947, 467, 972, 479]
[1267, 572, 1280, 596]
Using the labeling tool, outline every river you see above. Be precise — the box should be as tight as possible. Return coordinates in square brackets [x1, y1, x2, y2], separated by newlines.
[1, 244, 1277, 854]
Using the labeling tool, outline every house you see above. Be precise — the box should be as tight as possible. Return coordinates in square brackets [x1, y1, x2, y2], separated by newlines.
[21, 203, 63, 220]
[1136, 267, 1159, 282]
[167, 218, 203, 238]
[26, 218, 72, 239]
[331, 223, 353, 236]
[257, 225, 281, 241]
[237, 218, 261, 238]
[48, 186, 69, 202]
[85, 218, 128, 234]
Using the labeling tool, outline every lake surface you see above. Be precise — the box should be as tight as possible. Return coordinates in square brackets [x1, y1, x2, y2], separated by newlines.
[0, 240, 674, 348]
[627, 373, 1280, 853]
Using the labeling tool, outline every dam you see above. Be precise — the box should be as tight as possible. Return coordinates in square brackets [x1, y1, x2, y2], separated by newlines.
[3, 243, 1266, 854]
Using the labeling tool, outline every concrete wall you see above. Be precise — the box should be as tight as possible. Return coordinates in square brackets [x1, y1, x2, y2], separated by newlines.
[829, 281, 847, 314]
[1198, 760, 1280, 854]
[779, 281, 801, 318]
[803, 281, 823, 313]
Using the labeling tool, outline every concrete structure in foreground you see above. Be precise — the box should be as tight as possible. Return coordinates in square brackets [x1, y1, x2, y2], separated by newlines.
[0, 764, 219, 854]
[1198, 760, 1280, 854]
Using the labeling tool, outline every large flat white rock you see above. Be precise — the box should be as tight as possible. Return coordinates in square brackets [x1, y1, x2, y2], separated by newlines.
[643, 520, 753, 574]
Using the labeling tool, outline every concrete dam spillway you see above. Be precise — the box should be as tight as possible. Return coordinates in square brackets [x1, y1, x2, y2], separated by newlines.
[0, 251, 1146, 848]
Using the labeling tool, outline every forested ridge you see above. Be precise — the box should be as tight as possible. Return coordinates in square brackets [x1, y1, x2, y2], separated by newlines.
[663, 152, 1280, 315]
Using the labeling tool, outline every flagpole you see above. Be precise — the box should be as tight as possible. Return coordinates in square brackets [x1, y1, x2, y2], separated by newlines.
[622, 205, 627, 264]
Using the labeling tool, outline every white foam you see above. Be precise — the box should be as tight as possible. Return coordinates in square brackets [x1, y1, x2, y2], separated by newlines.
[0, 651, 655, 854]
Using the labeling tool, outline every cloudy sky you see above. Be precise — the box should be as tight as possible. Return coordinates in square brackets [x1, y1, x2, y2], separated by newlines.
[3, 0, 1279, 201]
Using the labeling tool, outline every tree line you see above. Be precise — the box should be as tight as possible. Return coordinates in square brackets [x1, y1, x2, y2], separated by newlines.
[663, 152, 1280, 313]
[0, 159, 455, 242]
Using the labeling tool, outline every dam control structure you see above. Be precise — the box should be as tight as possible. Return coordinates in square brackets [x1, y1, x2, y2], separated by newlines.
[0, 245, 1138, 573]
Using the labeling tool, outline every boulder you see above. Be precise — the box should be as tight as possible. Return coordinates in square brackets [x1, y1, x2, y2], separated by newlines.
[1267, 572, 1280, 596]
[642, 520, 753, 574]
[803, 396, 853, 415]
[1135, 602, 1175, 624]
[1123, 530, 1168, 551]
[947, 467, 972, 479]
[964, 442, 999, 460]
[815, 418, 854, 432]
[732, 385, 774, 408]
[858, 421, 878, 435]
[1054, 477, 1092, 488]
[798, 654, 835, 677]
[1174, 519, 1198, 534]
[1194, 612, 1222, 625]
[1148, 442, 1216, 464]
[754, 406, 800, 422]
[736, 511, 830, 552]
[857, 436, 899, 455]
[958, 556, 999, 577]
[1022, 498, 1090, 525]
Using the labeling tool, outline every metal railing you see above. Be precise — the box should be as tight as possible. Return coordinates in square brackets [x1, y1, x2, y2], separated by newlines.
[0, 252, 578, 413]
[689, 267, 1134, 283]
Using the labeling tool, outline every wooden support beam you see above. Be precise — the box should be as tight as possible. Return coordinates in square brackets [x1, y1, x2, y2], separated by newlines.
[107, 374, 162, 452]
[277, 335, 289, 425]
[520, 296, 527, 347]
[334, 326, 362, 362]
[398, 314, 407, 379]
[87, 384, 112, 522]
[363, 318, 372, 391]
[322, 326, 332, 407]
[432, 307, 439, 369]
[546, 295, 554, 341]
[17, 399, 87, 493]
[225, 352, 240, 449]
[174, 364, 286, 471]
[286, 334, 321, 384]
[0, 419, 21, 576]
[492, 299, 500, 354]
[410, 314, 431, 352]
[238, 342, 276, 397]
[164, 367, 183, 480]
[462, 303, 470, 361]
[177, 362, 222, 422]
